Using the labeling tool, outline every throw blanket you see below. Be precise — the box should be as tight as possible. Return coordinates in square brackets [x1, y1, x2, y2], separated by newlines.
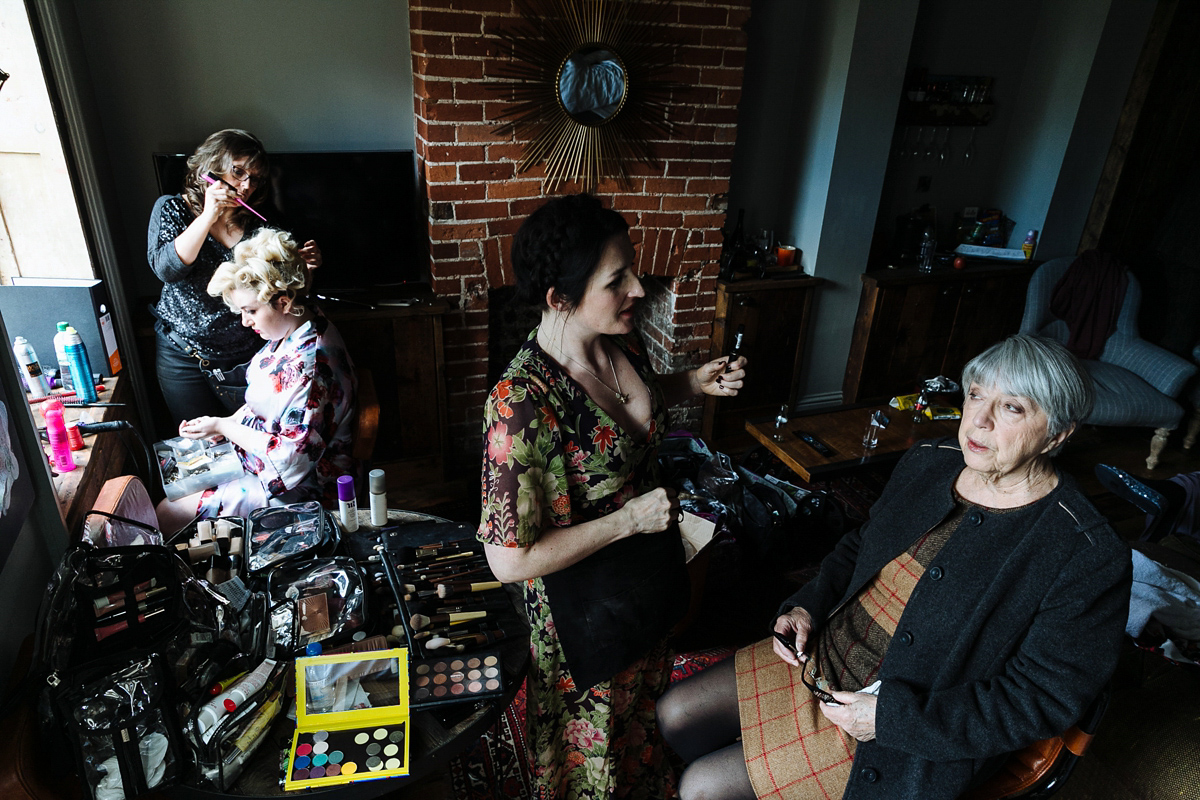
[1049, 250, 1128, 360]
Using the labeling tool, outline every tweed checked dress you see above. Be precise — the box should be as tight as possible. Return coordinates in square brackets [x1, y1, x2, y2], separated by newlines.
[736, 498, 1014, 799]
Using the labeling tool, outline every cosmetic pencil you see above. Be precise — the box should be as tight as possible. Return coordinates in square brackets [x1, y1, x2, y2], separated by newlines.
[202, 173, 268, 222]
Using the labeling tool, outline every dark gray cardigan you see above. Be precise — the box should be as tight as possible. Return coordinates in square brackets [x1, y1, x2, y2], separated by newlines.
[781, 438, 1131, 800]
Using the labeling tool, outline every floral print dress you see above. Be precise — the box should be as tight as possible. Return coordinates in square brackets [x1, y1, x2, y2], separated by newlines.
[197, 314, 356, 518]
[479, 330, 677, 800]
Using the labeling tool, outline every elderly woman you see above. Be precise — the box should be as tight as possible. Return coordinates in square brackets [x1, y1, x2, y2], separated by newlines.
[656, 334, 1131, 800]
[148, 129, 322, 422]
[155, 228, 354, 533]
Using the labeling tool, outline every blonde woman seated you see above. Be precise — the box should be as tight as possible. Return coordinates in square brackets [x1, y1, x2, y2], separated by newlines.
[156, 228, 356, 532]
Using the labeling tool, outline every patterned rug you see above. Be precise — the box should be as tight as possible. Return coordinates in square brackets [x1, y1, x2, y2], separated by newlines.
[447, 647, 736, 800]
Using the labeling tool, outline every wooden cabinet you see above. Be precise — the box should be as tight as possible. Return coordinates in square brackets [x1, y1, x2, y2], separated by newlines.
[842, 263, 1036, 403]
[701, 275, 823, 443]
[326, 293, 448, 488]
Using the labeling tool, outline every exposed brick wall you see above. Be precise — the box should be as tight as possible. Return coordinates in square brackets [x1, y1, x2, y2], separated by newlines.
[410, 0, 750, 470]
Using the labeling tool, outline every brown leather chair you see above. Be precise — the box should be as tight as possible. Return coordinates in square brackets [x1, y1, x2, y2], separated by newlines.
[960, 684, 1111, 800]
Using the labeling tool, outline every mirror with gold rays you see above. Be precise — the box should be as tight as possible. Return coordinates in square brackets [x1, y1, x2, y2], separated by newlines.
[491, 0, 676, 193]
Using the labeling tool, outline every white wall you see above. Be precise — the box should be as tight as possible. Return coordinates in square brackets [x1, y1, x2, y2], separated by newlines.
[69, 0, 416, 298]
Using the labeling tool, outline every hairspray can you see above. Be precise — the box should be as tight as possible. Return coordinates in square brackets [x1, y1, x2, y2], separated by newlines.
[63, 326, 98, 403]
[53, 322, 74, 391]
[337, 475, 359, 532]
[45, 407, 76, 472]
[369, 469, 387, 526]
[13, 337, 51, 397]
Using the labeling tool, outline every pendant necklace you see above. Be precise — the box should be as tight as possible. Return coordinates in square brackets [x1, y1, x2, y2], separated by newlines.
[565, 349, 629, 404]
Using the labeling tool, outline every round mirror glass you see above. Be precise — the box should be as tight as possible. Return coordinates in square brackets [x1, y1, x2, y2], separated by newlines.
[558, 46, 626, 124]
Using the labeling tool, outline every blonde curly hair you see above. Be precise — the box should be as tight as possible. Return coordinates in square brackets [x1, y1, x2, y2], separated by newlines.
[208, 228, 309, 315]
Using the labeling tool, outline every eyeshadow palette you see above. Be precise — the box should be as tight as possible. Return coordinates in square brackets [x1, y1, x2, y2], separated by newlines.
[284, 648, 410, 790]
[288, 723, 407, 782]
[410, 649, 504, 709]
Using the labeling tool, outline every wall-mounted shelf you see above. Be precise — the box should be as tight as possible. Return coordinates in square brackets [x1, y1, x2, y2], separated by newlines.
[898, 100, 993, 127]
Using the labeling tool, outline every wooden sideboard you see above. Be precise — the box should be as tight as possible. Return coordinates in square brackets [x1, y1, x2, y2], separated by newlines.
[326, 293, 449, 489]
[842, 263, 1036, 403]
[702, 275, 823, 443]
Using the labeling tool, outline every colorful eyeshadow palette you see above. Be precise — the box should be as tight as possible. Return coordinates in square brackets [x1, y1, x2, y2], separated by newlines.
[410, 649, 504, 709]
[284, 648, 410, 790]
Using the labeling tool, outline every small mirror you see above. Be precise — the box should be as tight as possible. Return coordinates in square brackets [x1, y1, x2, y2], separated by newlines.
[304, 655, 401, 715]
[558, 46, 626, 124]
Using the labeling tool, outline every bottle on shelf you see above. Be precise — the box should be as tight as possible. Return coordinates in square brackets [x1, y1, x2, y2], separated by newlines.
[719, 208, 746, 281]
[918, 227, 936, 273]
[53, 322, 74, 391]
[63, 326, 98, 403]
[1022, 229, 1038, 260]
[12, 337, 50, 397]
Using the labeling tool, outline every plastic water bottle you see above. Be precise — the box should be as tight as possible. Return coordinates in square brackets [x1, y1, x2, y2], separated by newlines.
[12, 337, 51, 397]
[53, 322, 74, 391]
[63, 326, 98, 403]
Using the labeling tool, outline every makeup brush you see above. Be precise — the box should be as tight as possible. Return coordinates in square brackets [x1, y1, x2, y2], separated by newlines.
[409, 610, 488, 630]
[426, 628, 509, 651]
[412, 619, 490, 640]
[203, 173, 268, 222]
[437, 581, 502, 598]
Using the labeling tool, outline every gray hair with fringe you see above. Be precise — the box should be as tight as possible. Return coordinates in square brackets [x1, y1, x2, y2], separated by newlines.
[961, 334, 1093, 457]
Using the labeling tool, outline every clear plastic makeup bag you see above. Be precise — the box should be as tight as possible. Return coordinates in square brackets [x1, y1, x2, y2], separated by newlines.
[266, 556, 368, 653]
[245, 501, 340, 575]
[56, 653, 186, 800]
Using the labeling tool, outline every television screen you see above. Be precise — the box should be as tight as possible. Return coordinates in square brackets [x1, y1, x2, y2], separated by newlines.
[153, 150, 423, 293]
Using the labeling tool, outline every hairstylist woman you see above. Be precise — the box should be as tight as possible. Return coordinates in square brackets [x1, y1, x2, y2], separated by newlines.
[148, 129, 322, 423]
[154, 228, 354, 534]
[478, 194, 749, 799]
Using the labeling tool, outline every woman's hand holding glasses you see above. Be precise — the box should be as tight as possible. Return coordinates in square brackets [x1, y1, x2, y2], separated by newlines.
[771, 607, 814, 667]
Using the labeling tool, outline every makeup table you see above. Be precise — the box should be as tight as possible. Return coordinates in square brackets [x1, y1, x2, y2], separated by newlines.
[745, 404, 960, 482]
[169, 509, 530, 799]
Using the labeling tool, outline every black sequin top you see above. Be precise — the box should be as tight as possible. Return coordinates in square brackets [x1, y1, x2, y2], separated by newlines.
[147, 194, 263, 361]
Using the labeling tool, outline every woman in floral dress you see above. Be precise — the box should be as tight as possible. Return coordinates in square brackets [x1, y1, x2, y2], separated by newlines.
[155, 228, 355, 532]
[479, 194, 748, 799]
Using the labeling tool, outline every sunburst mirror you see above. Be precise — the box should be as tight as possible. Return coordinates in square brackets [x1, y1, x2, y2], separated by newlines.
[491, 0, 677, 192]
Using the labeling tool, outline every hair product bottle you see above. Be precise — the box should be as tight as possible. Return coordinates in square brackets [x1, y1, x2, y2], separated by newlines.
[53, 322, 74, 391]
[63, 326, 98, 403]
[45, 407, 76, 472]
[13, 337, 51, 397]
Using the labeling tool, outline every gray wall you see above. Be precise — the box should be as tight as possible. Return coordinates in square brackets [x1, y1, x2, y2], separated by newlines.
[730, 0, 1155, 407]
[69, 0, 416, 299]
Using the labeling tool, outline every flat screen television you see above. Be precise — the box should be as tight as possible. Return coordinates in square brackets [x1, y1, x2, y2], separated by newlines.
[153, 150, 423, 294]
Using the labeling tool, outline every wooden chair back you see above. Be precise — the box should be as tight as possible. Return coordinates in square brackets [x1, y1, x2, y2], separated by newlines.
[354, 367, 380, 464]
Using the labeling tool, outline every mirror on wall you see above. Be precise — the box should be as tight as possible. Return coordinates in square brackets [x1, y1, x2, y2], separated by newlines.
[558, 47, 627, 124]
[491, 0, 676, 192]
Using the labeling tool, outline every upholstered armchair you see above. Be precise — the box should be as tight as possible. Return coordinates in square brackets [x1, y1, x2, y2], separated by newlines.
[1020, 256, 1196, 469]
[1181, 345, 1200, 450]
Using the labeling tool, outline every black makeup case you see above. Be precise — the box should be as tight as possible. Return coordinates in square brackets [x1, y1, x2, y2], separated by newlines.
[55, 652, 188, 800]
[34, 539, 229, 798]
